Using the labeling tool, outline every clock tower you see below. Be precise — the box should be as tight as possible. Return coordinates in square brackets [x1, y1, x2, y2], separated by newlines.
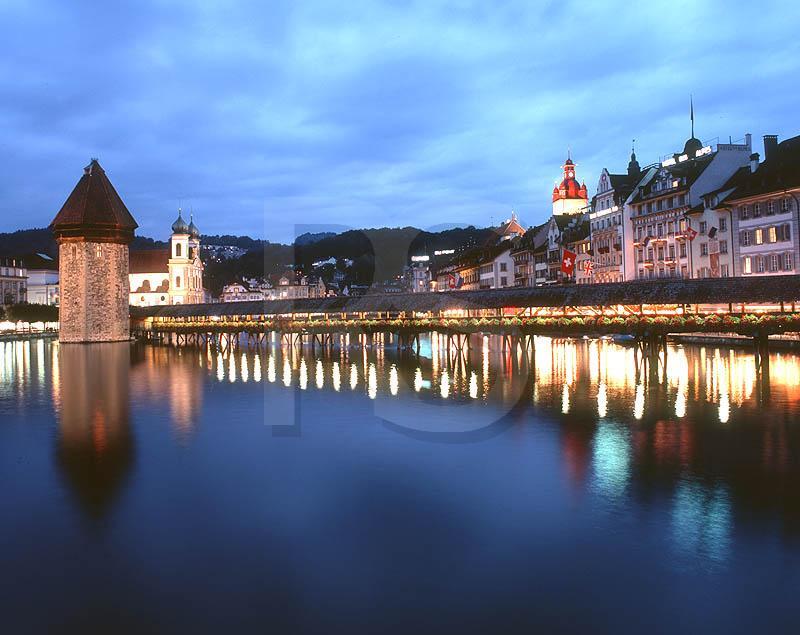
[552, 155, 588, 215]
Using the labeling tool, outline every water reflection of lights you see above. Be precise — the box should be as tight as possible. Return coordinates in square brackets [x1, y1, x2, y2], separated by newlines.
[561, 383, 570, 414]
[228, 354, 236, 383]
[469, 371, 478, 399]
[414, 368, 423, 392]
[282, 357, 291, 387]
[299, 359, 308, 390]
[389, 365, 399, 396]
[332, 362, 341, 391]
[368, 363, 377, 400]
[671, 482, 731, 566]
[267, 355, 276, 383]
[633, 384, 645, 420]
[253, 355, 261, 382]
[593, 424, 631, 498]
[350, 363, 358, 390]
[241, 355, 249, 383]
[216, 353, 224, 382]
[440, 370, 450, 399]
[316, 360, 324, 390]
[597, 382, 608, 418]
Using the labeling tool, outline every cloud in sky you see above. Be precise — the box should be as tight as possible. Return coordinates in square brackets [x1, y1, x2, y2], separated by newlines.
[1, 0, 798, 243]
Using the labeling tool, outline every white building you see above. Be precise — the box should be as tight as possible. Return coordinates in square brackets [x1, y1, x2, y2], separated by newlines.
[624, 129, 752, 280]
[129, 211, 206, 306]
[726, 134, 800, 277]
[221, 283, 266, 302]
[478, 244, 514, 290]
[23, 253, 59, 305]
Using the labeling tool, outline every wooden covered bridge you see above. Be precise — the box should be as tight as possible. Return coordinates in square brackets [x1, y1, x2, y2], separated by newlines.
[132, 275, 800, 363]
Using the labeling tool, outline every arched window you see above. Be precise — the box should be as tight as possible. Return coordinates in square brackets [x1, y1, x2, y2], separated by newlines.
[176, 276, 181, 289]
[176, 243, 182, 258]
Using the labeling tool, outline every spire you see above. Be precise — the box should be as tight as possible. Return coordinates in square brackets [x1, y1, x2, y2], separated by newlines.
[171, 208, 189, 234]
[690, 95, 694, 138]
[628, 139, 641, 176]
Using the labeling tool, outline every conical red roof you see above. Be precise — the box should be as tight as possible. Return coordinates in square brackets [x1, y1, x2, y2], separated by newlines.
[51, 159, 138, 242]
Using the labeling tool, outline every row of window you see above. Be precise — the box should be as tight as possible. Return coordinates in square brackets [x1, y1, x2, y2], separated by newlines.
[636, 218, 690, 240]
[739, 224, 792, 246]
[637, 243, 688, 262]
[634, 194, 688, 216]
[739, 198, 793, 219]
[742, 253, 794, 274]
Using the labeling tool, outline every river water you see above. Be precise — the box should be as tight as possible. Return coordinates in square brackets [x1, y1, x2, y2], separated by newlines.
[1, 335, 799, 633]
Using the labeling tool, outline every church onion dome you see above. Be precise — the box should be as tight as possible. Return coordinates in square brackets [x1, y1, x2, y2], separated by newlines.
[188, 215, 200, 239]
[171, 210, 189, 234]
[552, 155, 588, 202]
[683, 136, 703, 156]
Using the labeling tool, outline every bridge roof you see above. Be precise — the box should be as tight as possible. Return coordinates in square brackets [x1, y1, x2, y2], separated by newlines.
[132, 275, 800, 320]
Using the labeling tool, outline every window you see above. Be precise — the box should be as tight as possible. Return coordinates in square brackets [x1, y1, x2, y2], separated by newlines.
[769, 226, 777, 243]
[753, 203, 762, 218]
[756, 256, 765, 273]
[719, 217, 727, 232]
[668, 221, 675, 235]
[770, 254, 780, 272]
[669, 245, 675, 259]
[176, 243, 182, 257]
[95, 245, 102, 258]
[657, 223, 664, 237]
[647, 248, 654, 261]
[699, 221, 707, 234]
[721, 264, 729, 277]
[743, 256, 752, 274]
[741, 231, 751, 246]
[767, 201, 775, 216]
[740, 205, 750, 220]
[785, 253, 793, 270]
[175, 276, 181, 289]
[719, 240, 728, 254]
[500, 276, 507, 286]
[782, 224, 792, 241]
[637, 248, 643, 263]
[781, 198, 790, 213]
[658, 247, 664, 260]
[499, 262, 507, 272]
[700, 242, 709, 256]
[755, 229, 763, 245]
[680, 242, 687, 258]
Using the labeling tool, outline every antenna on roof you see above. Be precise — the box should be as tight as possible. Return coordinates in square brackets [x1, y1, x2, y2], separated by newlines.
[690, 94, 695, 138]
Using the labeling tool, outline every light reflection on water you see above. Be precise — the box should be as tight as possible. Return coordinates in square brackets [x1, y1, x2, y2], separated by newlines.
[2, 335, 800, 631]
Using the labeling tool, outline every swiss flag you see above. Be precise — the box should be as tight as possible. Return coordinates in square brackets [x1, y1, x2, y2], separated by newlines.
[684, 227, 698, 241]
[561, 249, 577, 275]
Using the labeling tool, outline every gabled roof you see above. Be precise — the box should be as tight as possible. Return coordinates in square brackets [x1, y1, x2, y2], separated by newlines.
[628, 155, 714, 204]
[50, 159, 138, 242]
[129, 249, 169, 274]
[19, 252, 57, 271]
[727, 135, 800, 202]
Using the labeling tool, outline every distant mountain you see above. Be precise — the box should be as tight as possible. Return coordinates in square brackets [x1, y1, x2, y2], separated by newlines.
[294, 231, 336, 246]
[1, 223, 499, 295]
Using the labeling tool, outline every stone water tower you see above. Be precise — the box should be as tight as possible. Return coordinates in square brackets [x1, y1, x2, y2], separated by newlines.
[50, 159, 138, 343]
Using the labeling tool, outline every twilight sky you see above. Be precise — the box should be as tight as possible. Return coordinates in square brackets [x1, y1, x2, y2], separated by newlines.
[1, 0, 798, 244]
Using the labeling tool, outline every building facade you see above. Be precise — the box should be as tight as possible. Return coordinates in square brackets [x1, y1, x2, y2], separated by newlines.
[23, 253, 59, 305]
[588, 151, 640, 283]
[1, 258, 27, 305]
[726, 134, 800, 277]
[624, 132, 752, 280]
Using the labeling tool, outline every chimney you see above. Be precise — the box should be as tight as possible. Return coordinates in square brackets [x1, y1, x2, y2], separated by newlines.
[750, 152, 760, 174]
[763, 135, 778, 161]
[745, 133, 752, 151]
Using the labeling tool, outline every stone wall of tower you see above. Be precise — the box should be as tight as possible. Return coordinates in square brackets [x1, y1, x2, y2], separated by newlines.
[58, 240, 130, 343]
